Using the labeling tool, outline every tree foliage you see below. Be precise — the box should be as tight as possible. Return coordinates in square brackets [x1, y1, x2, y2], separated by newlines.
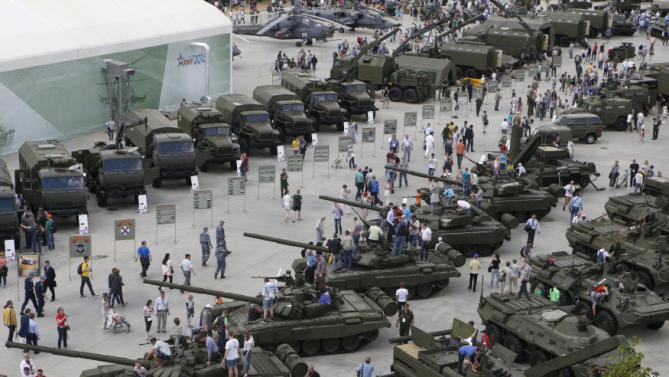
[601, 337, 658, 377]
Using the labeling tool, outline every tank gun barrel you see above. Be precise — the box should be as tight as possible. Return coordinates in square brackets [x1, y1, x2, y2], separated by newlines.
[392, 16, 450, 57]
[244, 232, 329, 253]
[388, 329, 452, 344]
[384, 164, 460, 185]
[5, 342, 137, 366]
[319, 195, 383, 211]
[143, 279, 263, 305]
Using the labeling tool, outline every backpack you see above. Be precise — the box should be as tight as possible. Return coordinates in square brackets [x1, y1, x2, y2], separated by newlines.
[77, 263, 83, 275]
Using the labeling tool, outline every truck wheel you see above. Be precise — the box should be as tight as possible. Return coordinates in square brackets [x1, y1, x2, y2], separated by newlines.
[464, 68, 477, 78]
[152, 178, 162, 188]
[199, 162, 209, 172]
[185, 177, 192, 186]
[403, 88, 419, 103]
[96, 193, 108, 207]
[613, 117, 627, 131]
[229, 161, 237, 170]
[588, 28, 600, 38]
[585, 133, 596, 144]
[240, 138, 249, 154]
[558, 36, 570, 47]
[387, 87, 403, 102]
[278, 128, 286, 143]
[269, 145, 278, 155]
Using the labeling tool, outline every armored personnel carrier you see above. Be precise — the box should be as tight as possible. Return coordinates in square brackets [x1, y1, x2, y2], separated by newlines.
[604, 177, 669, 227]
[567, 217, 669, 291]
[6, 341, 307, 377]
[384, 320, 627, 377]
[244, 232, 464, 299]
[319, 195, 511, 256]
[387, 165, 557, 222]
[478, 293, 620, 367]
[144, 278, 395, 356]
[0, 159, 19, 246]
[530, 251, 669, 335]
[15, 140, 87, 216]
[72, 142, 146, 206]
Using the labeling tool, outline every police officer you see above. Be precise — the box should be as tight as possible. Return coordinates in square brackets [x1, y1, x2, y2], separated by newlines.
[213, 244, 230, 279]
[216, 221, 227, 251]
[200, 227, 212, 267]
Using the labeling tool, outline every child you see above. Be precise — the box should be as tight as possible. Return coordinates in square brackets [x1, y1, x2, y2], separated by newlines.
[185, 295, 195, 328]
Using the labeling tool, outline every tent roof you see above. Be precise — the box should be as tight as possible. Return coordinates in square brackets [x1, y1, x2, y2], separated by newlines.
[0, 0, 231, 73]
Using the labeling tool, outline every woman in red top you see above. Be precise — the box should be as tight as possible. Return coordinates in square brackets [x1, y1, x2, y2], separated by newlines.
[56, 307, 68, 348]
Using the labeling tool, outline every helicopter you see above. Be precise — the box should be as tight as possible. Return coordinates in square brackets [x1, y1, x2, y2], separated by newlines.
[233, 8, 348, 46]
[295, 1, 400, 31]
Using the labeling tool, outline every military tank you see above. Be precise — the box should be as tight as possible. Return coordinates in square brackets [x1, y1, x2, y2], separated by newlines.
[386, 165, 557, 221]
[319, 195, 510, 257]
[143, 278, 395, 356]
[382, 320, 628, 377]
[604, 177, 669, 228]
[567, 217, 669, 291]
[6, 341, 307, 377]
[529, 251, 669, 335]
[244, 232, 464, 299]
[478, 293, 623, 370]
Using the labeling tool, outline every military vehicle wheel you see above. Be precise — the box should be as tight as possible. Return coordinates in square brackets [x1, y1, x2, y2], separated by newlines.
[406, 286, 416, 299]
[529, 349, 550, 366]
[199, 163, 209, 172]
[502, 334, 526, 362]
[152, 178, 162, 188]
[229, 161, 236, 170]
[336, 122, 345, 131]
[364, 330, 379, 342]
[584, 133, 597, 144]
[435, 279, 449, 289]
[637, 269, 655, 290]
[295, 41, 303, 47]
[588, 28, 600, 38]
[388, 87, 403, 102]
[464, 68, 477, 78]
[646, 321, 665, 330]
[416, 283, 433, 298]
[594, 310, 618, 335]
[300, 340, 320, 356]
[558, 36, 570, 47]
[486, 323, 503, 344]
[269, 146, 278, 155]
[403, 88, 419, 103]
[341, 335, 360, 352]
[321, 338, 340, 353]
[96, 193, 108, 207]
[240, 138, 249, 154]
[613, 117, 627, 131]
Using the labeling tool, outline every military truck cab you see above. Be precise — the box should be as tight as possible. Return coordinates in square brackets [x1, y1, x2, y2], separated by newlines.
[15, 141, 87, 216]
[0, 160, 19, 246]
[252, 85, 314, 142]
[281, 72, 347, 131]
[334, 81, 377, 117]
[215, 94, 281, 154]
[72, 143, 146, 207]
[125, 108, 197, 188]
[177, 103, 240, 171]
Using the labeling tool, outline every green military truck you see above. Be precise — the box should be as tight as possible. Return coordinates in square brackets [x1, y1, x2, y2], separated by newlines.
[15, 141, 87, 216]
[601, 84, 653, 114]
[281, 72, 348, 130]
[0, 159, 19, 247]
[71, 143, 146, 207]
[566, 8, 611, 38]
[420, 41, 514, 78]
[328, 80, 378, 119]
[177, 102, 240, 171]
[215, 94, 281, 154]
[124, 108, 197, 188]
[462, 26, 548, 62]
[562, 96, 633, 131]
[538, 11, 588, 47]
[252, 85, 314, 142]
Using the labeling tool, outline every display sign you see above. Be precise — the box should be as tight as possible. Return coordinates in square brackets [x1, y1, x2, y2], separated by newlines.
[138, 194, 148, 214]
[276, 145, 285, 161]
[190, 175, 199, 191]
[258, 165, 275, 183]
[458, 94, 469, 105]
[156, 204, 176, 225]
[515, 70, 525, 82]
[472, 87, 483, 99]
[78, 214, 89, 235]
[486, 81, 498, 92]
[287, 155, 303, 172]
[421, 105, 435, 120]
[313, 145, 330, 162]
[18, 254, 40, 278]
[69, 235, 92, 258]
[383, 120, 398, 135]
[440, 98, 452, 112]
[540, 63, 550, 73]
[228, 177, 246, 195]
[193, 190, 213, 209]
[362, 127, 376, 143]
[552, 55, 562, 68]
[114, 219, 136, 241]
[501, 77, 512, 88]
[404, 111, 418, 127]
[338, 136, 354, 152]
[4, 240, 15, 261]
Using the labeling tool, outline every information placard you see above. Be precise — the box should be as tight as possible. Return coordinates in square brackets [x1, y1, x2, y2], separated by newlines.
[114, 219, 136, 241]
[362, 127, 376, 143]
[338, 136, 354, 152]
[258, 165, 275, 183]
[156, 204, 176, 225]
[383, 120, 398, 134]
[421, 105, 435, 120]
[193, 190, 213, 209]
[404, 111, 418, 127]
[228, 177, 246, 195]
[313, 146, 330, 162]
[287, 155, 303, 172]
[440, 98, 452, 112]
[69, 235, 92, 258]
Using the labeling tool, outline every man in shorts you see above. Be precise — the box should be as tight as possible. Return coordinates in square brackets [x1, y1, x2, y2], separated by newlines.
[262, 278, 277, 321]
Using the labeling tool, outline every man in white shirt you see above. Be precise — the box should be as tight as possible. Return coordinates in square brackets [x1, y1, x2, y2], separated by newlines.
[180, 254, 195, 292]
[20, 352, 35, 377]
[500, 119, 509, 136]
[262, 278, 278, 320]
[457, 200, 472, 214]
[516, 163, 526, 177]
[596, 248, 611, 264]
[563, 181, 575, 211]
[525, 214, 540, 243]
[424, 132, 435, 158]
[155, 290, 170, 333]
[634, 171, 644, 192]
[420, 224, 432, 261]
[148, 337, 172, 365]
[396, 282, 409, 310]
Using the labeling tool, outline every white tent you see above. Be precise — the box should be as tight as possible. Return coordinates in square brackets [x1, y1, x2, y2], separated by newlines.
[0, 0, 232, 73]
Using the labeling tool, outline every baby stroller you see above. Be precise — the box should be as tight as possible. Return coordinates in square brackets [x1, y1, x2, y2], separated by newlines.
[104, 308, 131, 333]
[332, 154, 344, 169]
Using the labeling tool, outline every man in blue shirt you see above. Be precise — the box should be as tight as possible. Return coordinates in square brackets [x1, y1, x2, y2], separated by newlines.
[136, 241, 152, 277]
[462, 168, 471, 196]
[458, 345, 479, 374]
[304, 249, 317, 284]
[356, 356, 374, 377]
[203, 335, 220, 366]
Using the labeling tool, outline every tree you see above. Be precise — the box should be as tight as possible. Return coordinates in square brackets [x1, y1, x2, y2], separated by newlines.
[602, 337, 658, 377]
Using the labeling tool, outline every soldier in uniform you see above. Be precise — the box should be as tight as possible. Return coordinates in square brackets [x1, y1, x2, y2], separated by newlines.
[216, 221, 227, 251]
[395, 303, 414, 344]
[214, 244, 229, 279]
[200, 227, 212, 267]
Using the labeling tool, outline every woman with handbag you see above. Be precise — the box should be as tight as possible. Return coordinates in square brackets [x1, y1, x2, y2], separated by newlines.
[56, 307, 68, 348]
[162, 254, 174, 284]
